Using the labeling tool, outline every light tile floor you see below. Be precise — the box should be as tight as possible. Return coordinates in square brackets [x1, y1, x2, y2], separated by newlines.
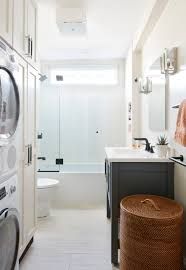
[20, 208, 118, 270]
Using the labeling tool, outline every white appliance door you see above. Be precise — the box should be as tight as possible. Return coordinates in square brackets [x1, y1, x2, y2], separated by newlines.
[0, 66, 20, 143]
[0, 208, 20, 270]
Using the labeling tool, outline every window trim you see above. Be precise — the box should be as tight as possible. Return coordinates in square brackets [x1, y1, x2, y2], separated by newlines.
[50, 64, 119, 86]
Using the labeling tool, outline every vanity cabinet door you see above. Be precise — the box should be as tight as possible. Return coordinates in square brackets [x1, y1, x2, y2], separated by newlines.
[109, 161, 174, 265]
[0, 0, 13, 44]
[118, 163, 174, 201]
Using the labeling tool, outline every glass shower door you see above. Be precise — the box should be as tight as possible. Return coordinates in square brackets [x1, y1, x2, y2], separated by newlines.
[38, 86, 61, 172]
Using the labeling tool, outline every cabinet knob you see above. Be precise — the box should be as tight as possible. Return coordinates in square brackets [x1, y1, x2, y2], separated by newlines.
[10, 185, 16, 194]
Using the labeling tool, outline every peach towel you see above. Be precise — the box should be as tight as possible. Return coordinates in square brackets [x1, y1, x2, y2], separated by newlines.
[175, 99, 186, 147]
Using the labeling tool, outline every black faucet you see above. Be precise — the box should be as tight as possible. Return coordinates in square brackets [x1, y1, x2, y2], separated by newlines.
[133, 138, 151, 152]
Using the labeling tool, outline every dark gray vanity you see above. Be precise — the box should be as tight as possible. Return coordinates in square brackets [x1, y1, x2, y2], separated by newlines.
[105, 148, 174, 265]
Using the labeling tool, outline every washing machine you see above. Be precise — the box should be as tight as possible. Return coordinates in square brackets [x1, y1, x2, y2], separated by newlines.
[0, 173, 19, 270]
[0, 39, 20, 180]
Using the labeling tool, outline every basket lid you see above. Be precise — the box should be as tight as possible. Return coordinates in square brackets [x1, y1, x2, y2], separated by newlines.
[120, 195, 183, 220]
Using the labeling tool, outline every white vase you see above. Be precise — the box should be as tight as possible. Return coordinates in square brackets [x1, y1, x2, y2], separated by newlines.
[156, 145, 168, 158]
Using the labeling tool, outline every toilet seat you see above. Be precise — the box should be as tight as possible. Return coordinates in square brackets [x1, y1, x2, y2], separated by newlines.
[37, 178, 59, 189]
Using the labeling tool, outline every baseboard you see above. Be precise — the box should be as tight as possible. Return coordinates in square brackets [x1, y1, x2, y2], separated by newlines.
[19, 237, 34, 263]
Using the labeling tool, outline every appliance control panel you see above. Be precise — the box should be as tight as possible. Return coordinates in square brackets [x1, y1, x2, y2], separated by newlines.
[0, 187, 6, 200]
[10, 185, 16, 194]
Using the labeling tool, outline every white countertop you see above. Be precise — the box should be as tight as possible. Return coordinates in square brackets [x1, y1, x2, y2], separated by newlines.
[105, 147, 173, 163]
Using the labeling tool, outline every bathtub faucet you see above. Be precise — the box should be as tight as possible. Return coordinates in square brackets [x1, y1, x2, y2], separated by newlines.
[37, 157, 46, 160]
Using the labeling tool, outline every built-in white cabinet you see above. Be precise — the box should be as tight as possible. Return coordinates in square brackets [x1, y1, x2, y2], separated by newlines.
[0, 0, 39, 257]
[23, 65, 38, 249]
[26, 0, 38, 65]
[0, 0, 13, 44]
[13, 0, 27, 55]
[0, 0, 38, 68]
[16, 54, 38, 257]
[13, 0, 38, 66]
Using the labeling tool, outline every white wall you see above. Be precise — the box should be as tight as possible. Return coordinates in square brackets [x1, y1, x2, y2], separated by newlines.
[125, 48, 132, 145]
[142, 0, 186, 70]
[125, 48, 143, 143]
[140, 0, 186, 156]
[135, 0, 186, 256]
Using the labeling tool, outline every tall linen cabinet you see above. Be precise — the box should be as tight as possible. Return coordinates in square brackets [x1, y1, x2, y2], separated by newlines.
[0, 0, 39, 258]
[16, 54, 39, 257]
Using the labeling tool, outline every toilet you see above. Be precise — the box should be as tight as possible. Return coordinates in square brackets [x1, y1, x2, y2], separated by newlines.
[37, 178, 59, 218]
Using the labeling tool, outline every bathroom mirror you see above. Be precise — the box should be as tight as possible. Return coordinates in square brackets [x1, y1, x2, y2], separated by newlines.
[146, 57, 166, 131]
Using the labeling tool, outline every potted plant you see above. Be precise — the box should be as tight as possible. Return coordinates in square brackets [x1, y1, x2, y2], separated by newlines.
[156, 135, 168, 158]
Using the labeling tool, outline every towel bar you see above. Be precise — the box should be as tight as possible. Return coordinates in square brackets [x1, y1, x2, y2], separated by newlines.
[170, 156, 186, 167]
[172, 104, 180, 109]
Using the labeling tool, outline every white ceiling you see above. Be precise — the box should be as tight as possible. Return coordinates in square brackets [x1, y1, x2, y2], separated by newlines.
[38, 0, 155, 60]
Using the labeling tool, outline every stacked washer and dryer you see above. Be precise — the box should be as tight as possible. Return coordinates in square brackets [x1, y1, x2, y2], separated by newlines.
[0, 39, 20, 270]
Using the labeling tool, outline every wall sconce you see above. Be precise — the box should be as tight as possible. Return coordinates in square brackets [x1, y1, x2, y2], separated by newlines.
[160, 48, 177, 75]
[135, 77, 152, 94]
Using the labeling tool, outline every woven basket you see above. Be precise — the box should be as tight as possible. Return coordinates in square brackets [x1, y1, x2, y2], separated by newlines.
[120, 195, 184, 270]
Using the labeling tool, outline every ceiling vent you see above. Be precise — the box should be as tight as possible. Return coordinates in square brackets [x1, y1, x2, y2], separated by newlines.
[56, 7, 87, 36]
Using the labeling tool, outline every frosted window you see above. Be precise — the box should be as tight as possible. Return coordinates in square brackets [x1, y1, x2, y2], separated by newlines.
[50, 66, 118, 85]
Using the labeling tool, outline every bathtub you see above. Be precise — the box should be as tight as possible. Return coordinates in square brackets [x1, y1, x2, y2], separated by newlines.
[38, 163, 106, 209]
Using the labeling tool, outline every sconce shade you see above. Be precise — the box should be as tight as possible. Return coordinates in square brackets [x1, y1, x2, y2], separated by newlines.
[138, 77, 152, 94]
[161, 48, 177, 75]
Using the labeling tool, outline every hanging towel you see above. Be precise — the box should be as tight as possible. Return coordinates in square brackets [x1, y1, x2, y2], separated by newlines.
[175, 99, 186, 147]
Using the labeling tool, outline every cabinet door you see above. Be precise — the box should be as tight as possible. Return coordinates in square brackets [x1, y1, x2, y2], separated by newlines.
[26, 0, 38, 65]
[174, 163, 186, 255]
[174, 163, 186, 206]
[0, 0, 13, 44]
[13, 0, 27, 55]
[23, 65, 38, 244]
[15, 54, 27, 255]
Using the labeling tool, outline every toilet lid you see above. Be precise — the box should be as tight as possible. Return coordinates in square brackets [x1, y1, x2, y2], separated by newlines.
[37, 178, 59, 189]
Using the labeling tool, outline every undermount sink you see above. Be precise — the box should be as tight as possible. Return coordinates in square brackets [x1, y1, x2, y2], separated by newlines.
[105, 147, 171, 162]
[108, 147, 150, 157]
